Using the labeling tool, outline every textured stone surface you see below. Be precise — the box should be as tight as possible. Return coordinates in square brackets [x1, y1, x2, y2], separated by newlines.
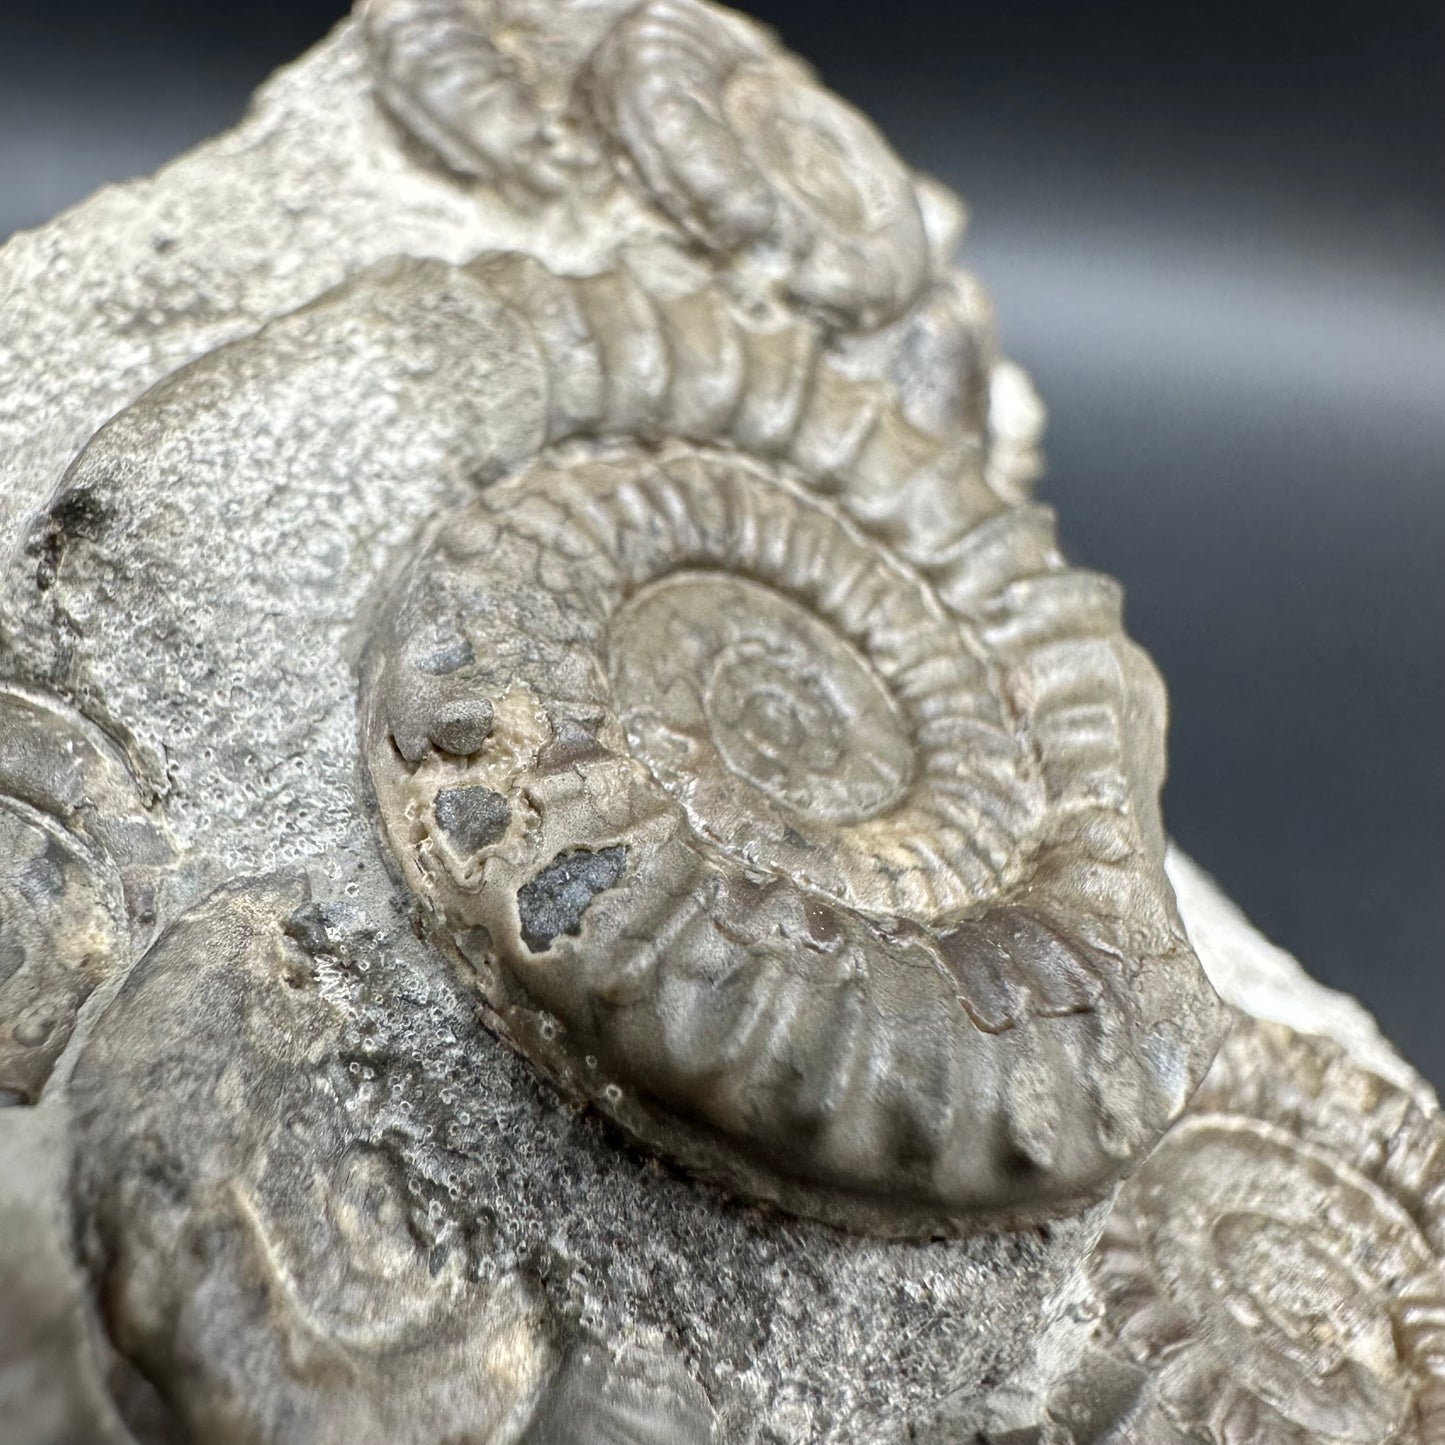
[0, 3, 1438, 1443]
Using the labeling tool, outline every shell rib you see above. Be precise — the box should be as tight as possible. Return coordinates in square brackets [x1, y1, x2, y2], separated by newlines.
[363, 0, 580, 193]
[464, 251, 1003, 558]
[360, 254, 1224, 1233]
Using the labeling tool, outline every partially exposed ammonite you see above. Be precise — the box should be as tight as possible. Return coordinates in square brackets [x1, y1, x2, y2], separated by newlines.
[0, 683, 171, 1104]
[363, 0, 610, 197]
[360, 252, 1223, 1234]
[1082, 1018, 1445, 1443]
[70, 875, 556, 1445]
[586, 0, 929, 326]
[363, 0, 934, 327]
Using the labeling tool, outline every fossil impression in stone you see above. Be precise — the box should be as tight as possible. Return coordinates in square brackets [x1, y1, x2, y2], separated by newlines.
[69, 873, 557, 1445]
[1074, 1018, 1445, 1444]
[23, 0, 1418, 1432]
[363, 0, 933, 327]
[0, 684, 170, 1104]
[360, 252, 1224, 1233]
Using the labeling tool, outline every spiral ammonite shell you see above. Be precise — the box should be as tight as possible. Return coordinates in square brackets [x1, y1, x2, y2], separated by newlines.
[1088, 1019, 1445, 1443]
[363, 0, 932, 329]
[358, 246, 1223, 1231]
[586, 0, 930, 327]
[0, 683, 170, 1104]
[363, 0, 589, 195]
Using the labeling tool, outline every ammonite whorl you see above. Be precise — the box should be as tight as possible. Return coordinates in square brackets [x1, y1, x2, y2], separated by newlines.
[0, 684, 170, 1104]
[363, 0, 933, 329]
[585, 0, 930, 327]
[1086, 1019, 1445, 1443]
[358, 258, 1224, 1231]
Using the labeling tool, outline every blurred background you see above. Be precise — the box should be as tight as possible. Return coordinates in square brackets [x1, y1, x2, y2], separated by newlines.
[2, 0, 1441, 1084]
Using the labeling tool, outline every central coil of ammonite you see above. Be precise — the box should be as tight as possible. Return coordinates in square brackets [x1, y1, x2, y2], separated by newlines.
[619, 575, 912, 819]
[607, 546, 1035, 919]
[362, 440, 1216, 1235]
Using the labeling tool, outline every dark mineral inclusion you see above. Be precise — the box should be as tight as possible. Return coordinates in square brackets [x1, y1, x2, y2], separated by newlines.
[518, 846, 628, 953]
[434, 784, 512, 853]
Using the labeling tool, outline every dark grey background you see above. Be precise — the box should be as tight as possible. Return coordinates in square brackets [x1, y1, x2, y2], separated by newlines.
[3, 2, 1441, 1084]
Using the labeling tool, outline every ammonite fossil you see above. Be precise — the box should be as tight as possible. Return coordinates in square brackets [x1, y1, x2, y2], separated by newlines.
[5, 0, 1434, 1439]
[70, 874, 557, 1445]
[363, 0, 934, 328]
[363, 0, 608, 196]
[359, 251, 1224, 1235]
[1083, 1018, 1445, 1444]
[586, 0, 930, 326]
[0, 683, 170, 1104]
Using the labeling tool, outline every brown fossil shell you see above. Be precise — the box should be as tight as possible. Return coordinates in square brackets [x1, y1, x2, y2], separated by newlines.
[70, 873, 555, 1445]
[1081, 1019, 1445, 1444]
[362, 0, 933, 328]
[585, 0, 930, 327]
[358, 255, 1224, 1235]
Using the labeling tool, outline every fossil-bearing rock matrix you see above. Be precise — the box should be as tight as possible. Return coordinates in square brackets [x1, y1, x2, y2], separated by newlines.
[0, 2, 1438, 1442]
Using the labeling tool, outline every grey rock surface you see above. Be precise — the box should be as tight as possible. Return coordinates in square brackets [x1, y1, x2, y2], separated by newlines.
[0, 3, 1439, 1443]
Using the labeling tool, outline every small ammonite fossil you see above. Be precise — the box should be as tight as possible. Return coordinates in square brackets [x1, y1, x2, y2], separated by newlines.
[363, 0, 933, 328]
[363, 0, 611, 197]
[1085, 1018, 1445, 1444]
[586, 0, 930, 327]
[0, 683, 171, 1104]
[359, 255, 1223, 1235]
